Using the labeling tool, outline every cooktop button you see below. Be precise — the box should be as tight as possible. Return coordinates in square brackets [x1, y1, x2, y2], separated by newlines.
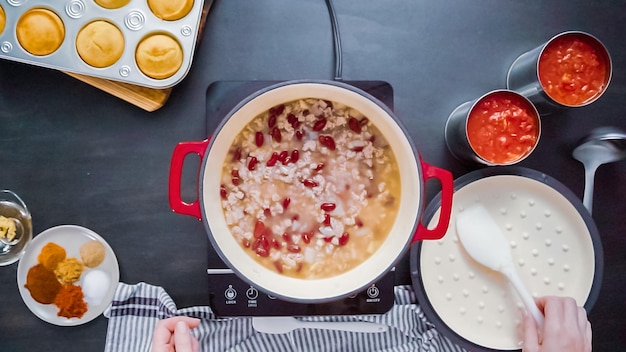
[224, 285, 237, 300]
[246, 286, 258, 300]
[367, 285, 380, 299]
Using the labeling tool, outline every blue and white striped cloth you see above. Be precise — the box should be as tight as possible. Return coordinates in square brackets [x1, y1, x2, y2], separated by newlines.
[104, 282, 466, 352]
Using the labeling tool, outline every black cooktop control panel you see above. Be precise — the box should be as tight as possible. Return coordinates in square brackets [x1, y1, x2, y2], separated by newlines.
[207, 269, 395, 317]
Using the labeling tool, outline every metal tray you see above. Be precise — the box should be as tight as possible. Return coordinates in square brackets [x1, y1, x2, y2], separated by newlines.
[0, 0, 205, 88]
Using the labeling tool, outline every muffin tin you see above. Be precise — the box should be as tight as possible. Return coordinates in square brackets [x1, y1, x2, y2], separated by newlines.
[0, 0, 204, 88]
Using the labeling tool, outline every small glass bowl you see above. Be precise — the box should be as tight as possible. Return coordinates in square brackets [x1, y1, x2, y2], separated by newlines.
[0, 190, 33, 266]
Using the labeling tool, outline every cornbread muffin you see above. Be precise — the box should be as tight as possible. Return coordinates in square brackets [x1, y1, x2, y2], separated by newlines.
[147, 0, 194, 21]
[94, 0, 131, 9]
[16, 8, 65, 56]
[0, 6, 6, 36]
[76, 20, 125, 68]
[80, 240, 106, 268]
[135, 33, 183, 80]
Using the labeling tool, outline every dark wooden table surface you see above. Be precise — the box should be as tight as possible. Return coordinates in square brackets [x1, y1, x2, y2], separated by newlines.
[1, 0, 624, 351]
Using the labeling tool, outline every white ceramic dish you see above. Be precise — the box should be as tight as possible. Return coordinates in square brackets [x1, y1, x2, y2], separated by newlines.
[411, 167, 602, 351]
[17, 225, 119, 326]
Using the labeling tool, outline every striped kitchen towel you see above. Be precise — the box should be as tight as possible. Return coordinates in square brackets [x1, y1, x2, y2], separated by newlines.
[104, 282, 466, 352]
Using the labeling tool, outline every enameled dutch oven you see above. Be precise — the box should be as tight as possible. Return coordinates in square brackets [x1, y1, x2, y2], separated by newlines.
[168, 80, 454, 303]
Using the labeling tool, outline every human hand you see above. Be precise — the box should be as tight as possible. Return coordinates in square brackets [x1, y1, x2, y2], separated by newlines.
[152, 316, 201, 352]
[522, 296, 592, 352]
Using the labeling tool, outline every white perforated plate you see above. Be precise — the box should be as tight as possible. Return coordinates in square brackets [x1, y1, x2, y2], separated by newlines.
[413, 168, 600, 351]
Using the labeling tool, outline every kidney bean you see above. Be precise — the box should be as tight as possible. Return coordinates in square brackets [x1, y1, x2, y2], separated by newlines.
[232, 148, 242, 162]
[271, 127, 282, 142]
[255, 132, 264, 147]
[348, 117, 361, 133]
[253, 220, 265, 239]
[339, 232, 350, 246]
[260, 235, 270, 251]
[287, 244, 301, 253]
[279, 150, 289, 163]
[268, 114, 277, 129]
[287, 113, 298, 127]
[313, 118, 327, 131]
[283, 197, 291, 209]
[255, 247, 270, 257]
[323, 214, 331, 226]
[290, 150, 299, 163]
[302, 179, 318, 188]
[266, 152, 279, 166]
[321, 203, 336, 212]
[231, 169, 241, 186]
[248, 156, 258, 171]
[318, 135, 336, 150]
[220, 184, 227, 199]
[269, 104, 285, 116]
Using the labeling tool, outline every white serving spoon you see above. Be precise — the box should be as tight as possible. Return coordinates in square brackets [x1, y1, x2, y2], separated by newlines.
[252, 316, 389, 334]
[456, 204, 544, 330]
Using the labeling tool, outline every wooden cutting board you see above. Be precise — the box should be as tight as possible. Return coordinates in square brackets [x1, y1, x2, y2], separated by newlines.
[63, 1, 213, 112]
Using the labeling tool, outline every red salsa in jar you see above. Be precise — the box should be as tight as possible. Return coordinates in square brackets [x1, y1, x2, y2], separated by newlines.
[538, 32, 610, 106]
[467, 91, 540, 165]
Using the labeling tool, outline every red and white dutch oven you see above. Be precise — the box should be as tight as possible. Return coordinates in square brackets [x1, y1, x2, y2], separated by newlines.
[169, 80, 453, 303]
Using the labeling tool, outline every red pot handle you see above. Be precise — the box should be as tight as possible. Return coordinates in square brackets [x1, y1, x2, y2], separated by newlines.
[411, 159, 454, 242]
[168, 139, 210, 220]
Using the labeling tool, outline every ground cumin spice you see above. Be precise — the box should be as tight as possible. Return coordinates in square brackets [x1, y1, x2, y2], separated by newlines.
[54, 257, 84, 284]
[54, 284, 88, 319]
[38, 242, 66, 271]
[24, 264, 62, 304]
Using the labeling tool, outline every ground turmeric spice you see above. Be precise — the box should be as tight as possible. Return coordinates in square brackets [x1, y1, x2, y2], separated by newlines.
[54, 284, 88, 319]
[24, 263, 62, 304]
[38, 242, 66, 271]
[54, 257, 84, 285]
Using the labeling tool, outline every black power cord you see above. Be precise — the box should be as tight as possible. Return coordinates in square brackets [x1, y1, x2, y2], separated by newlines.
[325, 0, 343, 81]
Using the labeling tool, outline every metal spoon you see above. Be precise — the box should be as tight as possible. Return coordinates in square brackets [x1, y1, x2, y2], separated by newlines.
[572, 126, 626, 214]
[456, 204, 545, 330]
[252, 316, 389, 334]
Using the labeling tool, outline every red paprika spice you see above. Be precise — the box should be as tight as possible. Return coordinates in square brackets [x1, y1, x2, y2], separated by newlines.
[53, 284, 88, 319]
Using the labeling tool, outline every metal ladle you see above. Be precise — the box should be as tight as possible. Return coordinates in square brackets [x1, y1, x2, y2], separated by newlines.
[572, 126, 626, 214]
